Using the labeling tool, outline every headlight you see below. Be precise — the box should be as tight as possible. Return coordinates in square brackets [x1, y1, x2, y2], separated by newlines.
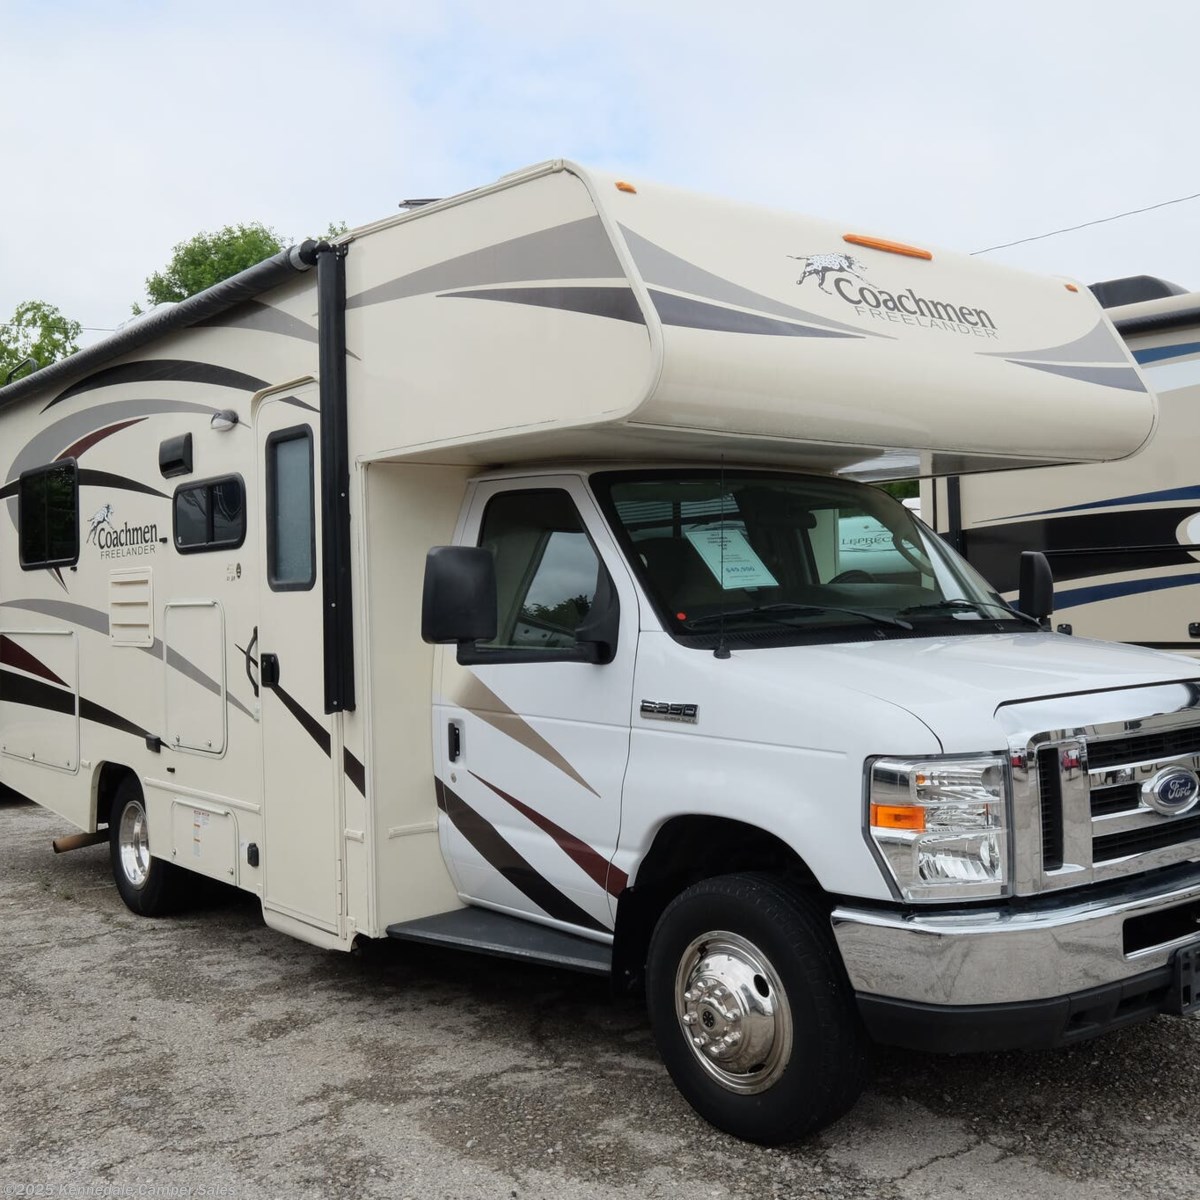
[867, 755, 1010, 901]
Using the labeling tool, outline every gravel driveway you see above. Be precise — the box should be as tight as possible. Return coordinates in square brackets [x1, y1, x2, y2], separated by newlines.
[3, 792, 1199, 1199]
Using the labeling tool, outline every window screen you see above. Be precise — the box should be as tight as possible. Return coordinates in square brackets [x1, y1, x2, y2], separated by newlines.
[266, 428, 315, 590]
[173, 476, 245, 553]
[19, 461, 79, 569]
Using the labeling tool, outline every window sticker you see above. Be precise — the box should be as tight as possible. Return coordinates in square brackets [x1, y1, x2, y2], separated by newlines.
[684, 525, 779, 589]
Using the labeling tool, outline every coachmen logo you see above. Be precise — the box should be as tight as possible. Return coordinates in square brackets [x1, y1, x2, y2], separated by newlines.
[87, 503, 159, 560]
[789, 251, 999, 340]
[1141, 767, 1200, 817]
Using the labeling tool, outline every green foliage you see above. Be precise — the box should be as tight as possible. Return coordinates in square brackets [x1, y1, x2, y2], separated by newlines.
[0, 300, 81, 385]
[138, 222, 285, 311]
[879, 479, 919, 500]
[135, 220, 354, 313]
[522, 593, 592, 632]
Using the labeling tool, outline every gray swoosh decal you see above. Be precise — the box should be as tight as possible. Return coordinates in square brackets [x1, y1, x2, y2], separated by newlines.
[8, 399, 220, 486]
[981, 319, 1129, 365]
[619, 225, 887, 339]
[1008, 361, 1147, 392]
[649, 290, 861, 339]
[5, 399, 221, 531]
[194, 303, 361, 363]
[0, 598, 255, 721]
[346, 216, 624, 311]
[440, 286, 645, 325]
[196, 301, 319, 343]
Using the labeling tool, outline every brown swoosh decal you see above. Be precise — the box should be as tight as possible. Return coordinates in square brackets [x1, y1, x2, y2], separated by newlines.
[56, 417, 147, 462]
[435, 778, 608, 932]
[0, 635, 68, 687]
[451, 674, 597, 797]
[470, 772, 626, 896]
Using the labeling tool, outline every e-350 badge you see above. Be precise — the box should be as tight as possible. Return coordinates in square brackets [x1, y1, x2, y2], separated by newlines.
[640, 700, 698, 724]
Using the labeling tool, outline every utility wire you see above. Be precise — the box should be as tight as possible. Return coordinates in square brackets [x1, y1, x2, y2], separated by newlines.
[973, 190, 1200, 255]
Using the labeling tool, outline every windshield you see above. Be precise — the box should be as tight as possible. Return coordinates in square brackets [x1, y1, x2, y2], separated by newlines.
[592, 470, 1028, 646]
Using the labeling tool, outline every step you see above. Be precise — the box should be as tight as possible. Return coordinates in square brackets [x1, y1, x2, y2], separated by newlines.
[386, 907, 612, 976]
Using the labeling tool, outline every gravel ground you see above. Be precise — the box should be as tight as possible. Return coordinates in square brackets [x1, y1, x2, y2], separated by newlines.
[3, 791, 1200, 1200]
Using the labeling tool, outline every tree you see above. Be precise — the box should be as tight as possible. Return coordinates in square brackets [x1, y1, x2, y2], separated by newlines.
[135, 220, 352, 313]
[138, 222, 285, 311]
[0, 300, 81, 384]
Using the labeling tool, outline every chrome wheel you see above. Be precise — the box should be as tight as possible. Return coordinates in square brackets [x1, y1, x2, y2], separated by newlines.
[674, 930, 793, 1094]
[118, 799, 152, 889]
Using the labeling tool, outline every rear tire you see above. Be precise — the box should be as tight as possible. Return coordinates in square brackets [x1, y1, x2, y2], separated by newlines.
[109, 776, 184, 916]
[646, 872, 868, 1144]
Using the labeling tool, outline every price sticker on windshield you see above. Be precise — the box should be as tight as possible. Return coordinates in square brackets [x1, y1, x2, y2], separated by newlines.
[685, 527, 779, 590]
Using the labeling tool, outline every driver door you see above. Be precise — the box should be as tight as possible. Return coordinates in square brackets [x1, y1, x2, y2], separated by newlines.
[434, 476, 638, 935]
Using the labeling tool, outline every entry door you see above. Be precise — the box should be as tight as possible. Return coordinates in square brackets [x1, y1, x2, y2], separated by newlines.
[255, 387, 341, 934]
[435, 478, 637, 935]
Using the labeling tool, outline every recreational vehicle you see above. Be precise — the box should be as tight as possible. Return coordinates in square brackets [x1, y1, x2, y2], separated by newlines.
[4, 161, 1200, 1144]
[927, 278, 1200, 654]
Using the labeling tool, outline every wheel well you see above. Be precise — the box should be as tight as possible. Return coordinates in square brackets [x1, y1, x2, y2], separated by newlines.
[611, 816, 819, 993]
[94, 763, 138, 830]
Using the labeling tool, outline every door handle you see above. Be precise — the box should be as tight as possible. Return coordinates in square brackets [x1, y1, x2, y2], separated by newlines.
[448, 721, 461, 762]
[260, 652, 280, 690]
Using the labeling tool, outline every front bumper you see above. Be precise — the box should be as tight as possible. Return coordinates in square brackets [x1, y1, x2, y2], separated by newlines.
[832, 864, 1200, 1050]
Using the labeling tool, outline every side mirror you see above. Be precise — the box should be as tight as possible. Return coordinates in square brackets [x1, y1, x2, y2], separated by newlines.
[1018, 551, 1054, 630]
[574, 567, 620, 664]
[421, 546, 497, 644]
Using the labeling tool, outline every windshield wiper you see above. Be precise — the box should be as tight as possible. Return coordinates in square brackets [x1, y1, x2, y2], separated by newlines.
[683, 602, 913, 632]
[898, 598, 1042, 628]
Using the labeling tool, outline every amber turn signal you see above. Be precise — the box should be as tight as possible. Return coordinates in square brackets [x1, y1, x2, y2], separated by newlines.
[870, 803, 927, 832]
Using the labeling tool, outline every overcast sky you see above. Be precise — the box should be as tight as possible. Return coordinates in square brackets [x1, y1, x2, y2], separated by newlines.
[2, 0, 1196, 345]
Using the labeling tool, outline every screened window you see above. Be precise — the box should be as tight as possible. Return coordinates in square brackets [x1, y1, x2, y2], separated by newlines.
[173, 475, 245, 553]
[475, 490, 601, 654]
[266, 428, 315, 590]
[19, 461, 79, 569]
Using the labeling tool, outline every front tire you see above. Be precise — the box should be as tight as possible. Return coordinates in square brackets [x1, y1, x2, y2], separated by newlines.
[109, 777, 184, 916]
[646, 873, 868, 1144]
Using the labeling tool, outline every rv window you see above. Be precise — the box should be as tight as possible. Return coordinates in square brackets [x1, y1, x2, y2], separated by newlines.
[19, 461, 79, 569]
[266, 428, 315, 590]
[173, 475, 246, 553]
[473, 489, 601, 657]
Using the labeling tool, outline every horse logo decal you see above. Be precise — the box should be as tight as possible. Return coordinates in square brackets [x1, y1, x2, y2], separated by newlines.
[86, 503, 116, 544]
[789, 252, 870, 294]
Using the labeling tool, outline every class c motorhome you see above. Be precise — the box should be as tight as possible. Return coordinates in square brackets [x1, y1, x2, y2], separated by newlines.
[4, 161, 1200, 1144]
[928, 277, 1200, 654]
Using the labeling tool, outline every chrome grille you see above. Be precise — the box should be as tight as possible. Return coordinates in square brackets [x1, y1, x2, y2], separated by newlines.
[1000, 682, 1200, 896]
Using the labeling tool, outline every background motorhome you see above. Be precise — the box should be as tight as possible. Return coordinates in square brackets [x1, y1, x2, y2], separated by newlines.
[927, 277, 1200, 652]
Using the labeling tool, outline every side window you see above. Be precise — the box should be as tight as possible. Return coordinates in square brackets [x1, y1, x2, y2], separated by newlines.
[266, 428, 315, 591]
[476, 490, 601, 655]
[19, 461, 79, 569]
[173, 475, 246, 553]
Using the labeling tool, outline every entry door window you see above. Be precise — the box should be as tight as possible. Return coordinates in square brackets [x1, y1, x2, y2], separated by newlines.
[476, 490, 601, 656]
[266, 428, 315, 591]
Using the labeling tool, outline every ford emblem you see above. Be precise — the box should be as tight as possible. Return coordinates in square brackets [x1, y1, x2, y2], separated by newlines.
[1142, 767, 1200, 816]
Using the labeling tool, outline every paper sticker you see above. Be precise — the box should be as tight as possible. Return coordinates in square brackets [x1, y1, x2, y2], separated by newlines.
[684, 526, 779, 590]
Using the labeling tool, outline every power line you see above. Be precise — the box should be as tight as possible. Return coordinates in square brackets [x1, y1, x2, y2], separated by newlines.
[972, 190, 1200, 255]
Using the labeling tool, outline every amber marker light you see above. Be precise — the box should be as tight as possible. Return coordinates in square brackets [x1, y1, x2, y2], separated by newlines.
[1064, 283, 1080, 292]
[615, 181, 637, 193]
[870, 803, 927, 832]
[844, 233, 933, 261]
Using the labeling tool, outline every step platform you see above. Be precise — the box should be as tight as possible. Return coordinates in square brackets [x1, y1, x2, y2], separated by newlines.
[386, 907, 612, 976]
